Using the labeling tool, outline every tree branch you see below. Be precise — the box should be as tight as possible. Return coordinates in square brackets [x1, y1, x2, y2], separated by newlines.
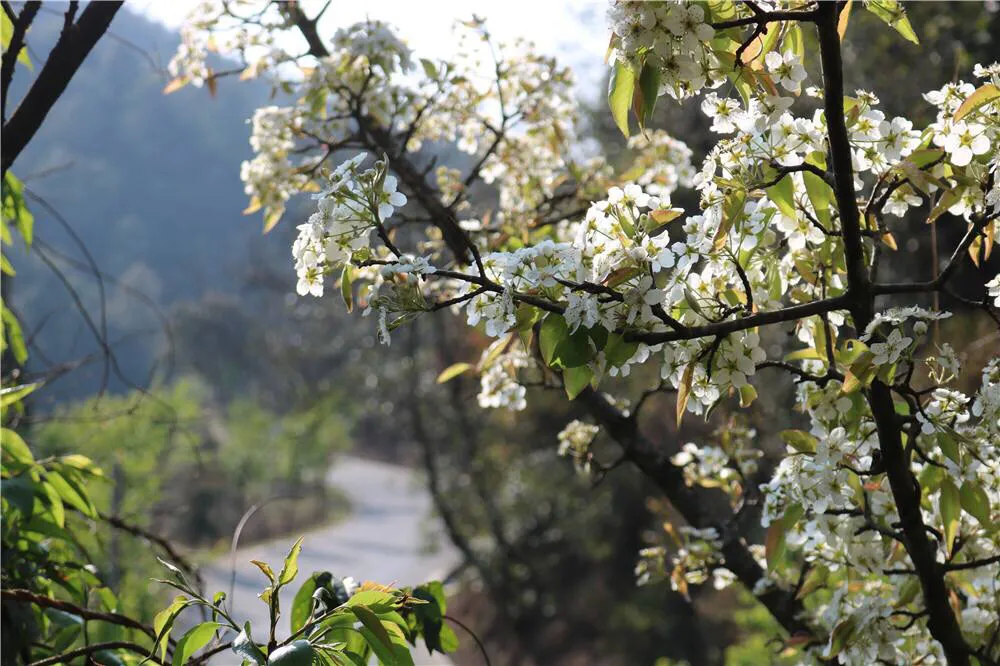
[0, 1, 41, 122]
[2, 1, 122, 176]
[816, 4, 972, 664]
[28, 641, 162, 666]
[1, 588, 156, 640]
[577, 388, 823, 646]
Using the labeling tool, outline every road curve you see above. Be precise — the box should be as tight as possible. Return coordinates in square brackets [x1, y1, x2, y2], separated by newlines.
[200, 456, 459, 665]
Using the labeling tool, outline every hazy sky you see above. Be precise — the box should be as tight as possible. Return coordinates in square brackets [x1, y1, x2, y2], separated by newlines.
[135, 0, 610, 100]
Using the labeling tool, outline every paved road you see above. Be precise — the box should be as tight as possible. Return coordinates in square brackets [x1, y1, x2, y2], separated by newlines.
[200, 457, 459, 665]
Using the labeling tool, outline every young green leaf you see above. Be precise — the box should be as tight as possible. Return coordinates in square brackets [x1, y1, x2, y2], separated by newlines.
[1, 428, 33, 463]
[676, 361, 695, 426]
[953, 83, 1000, 123]
[436, 363, 472, 384]
[939, 479, 961, 554]
[278, 537, 305, 586]
[563, 365, 593, 400]
[960, 481, 992, 528]
[634, 62, 660, 129]
[341, 265, 354, 313]
[172, 622, 223, 666]
[608, 61, 636, 138]
[290, 575, 319, 634]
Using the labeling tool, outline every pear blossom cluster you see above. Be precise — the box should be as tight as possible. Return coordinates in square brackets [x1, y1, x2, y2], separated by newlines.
[607, 2, 721, 100]
[670, 426, 762, 501]
[168, 0, 285, 87]
[292, 154, 407, 297]
[635, 526, 740, 593]
[556, 419, 601, 474]
[241, 106, 309, 223]
[476, 340, 533, 411]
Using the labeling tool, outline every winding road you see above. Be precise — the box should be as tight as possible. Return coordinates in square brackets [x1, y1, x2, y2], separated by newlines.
[200, 457, 459, 664]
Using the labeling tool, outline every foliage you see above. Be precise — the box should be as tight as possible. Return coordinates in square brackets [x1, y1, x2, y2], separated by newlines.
[170, 1, 1000, 664]
[2, 388, 150, 665]
[153, 539, 456, 666]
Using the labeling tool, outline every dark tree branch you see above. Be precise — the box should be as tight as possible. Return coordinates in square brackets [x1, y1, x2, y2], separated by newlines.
[576, 388, 823, 646]
[873, 212, 997, 296]
[28, 641, 163, 666]
[627, 295, 850, 345]
[1, 588, 156, 640]
[99, 512, 204, 592]
[0, 1, 41, 122]
[2, 1, 123, 176]
[816, 5, 972, 664]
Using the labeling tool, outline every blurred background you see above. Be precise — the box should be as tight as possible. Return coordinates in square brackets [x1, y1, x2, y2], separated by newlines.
[5, 2, 999, 664]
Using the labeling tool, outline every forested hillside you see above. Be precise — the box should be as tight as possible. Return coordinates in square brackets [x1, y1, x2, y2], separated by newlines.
[10, 7, 274, 402]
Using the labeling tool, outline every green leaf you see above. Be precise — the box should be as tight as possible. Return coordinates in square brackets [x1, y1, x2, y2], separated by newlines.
[838, 0, 853, 40]
[644, 207, 684, 235]
[783, 23, 804, 61]
[2, 475, 36, 518]
[40, 482, 65, 527]
[352, 606, 394, 656]
[93, 650, 126, 666]
[45, 470, 96, 518]
[437, 624, 459, 653]
[953, 83, 1000, 122]
[802, 163, 832, 228]
[960, 481, 992, 528]
[250, 560, 276, 584]
[3, 173, 34, 247]
[780, 430, 817, 454]
[290, 575, 319, 634]
[827, 616, 858, 656]
[172, 622, 223, 666]
[514, 304, 541, 332]
[419, 58, 438, 79]
[634, 62, 660, 130]
[939, 479, 961, 554]
[539, 313, 568, 367]
[784, 347, 824, 362]
[604, 333, 638, 367]
[153, 595, 190, 663]
[608, 61, 636, 138]
[340, 265, 354, 313]
[563, 365, 593, 400]
[765, 172, 797, 220]
[713, 191, 745, 251]
[842, 351, 876, 394]
[738, 383, 757, 408]
[906, 148, 945, 169]
[59, 453, 103, 476]
[676, 361, 695, 426]
[0, 382, 39, 408]
[928, 190, 959, 224]
[1, 427, 33, 463]
[346, 590, 397, 613]
[436, 363, 472, 384]
[1, 303, 28, 365]
[863, 0, 918, 44]
[765, 503, 804, 571]
[936, 432, 961, 465]
[278, 536, 304, 586]
[263, 204, 284, 233]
